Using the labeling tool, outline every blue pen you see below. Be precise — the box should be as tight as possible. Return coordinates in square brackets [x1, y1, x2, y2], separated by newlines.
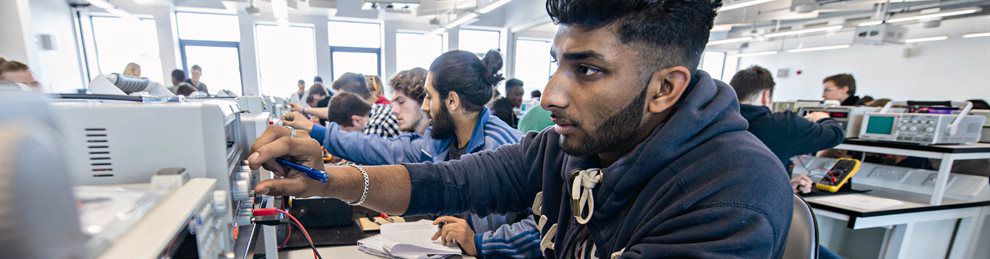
[275, 158, 329, 183]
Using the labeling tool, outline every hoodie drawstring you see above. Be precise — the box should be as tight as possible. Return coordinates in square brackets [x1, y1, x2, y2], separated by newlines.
[571, 169, 602, 225]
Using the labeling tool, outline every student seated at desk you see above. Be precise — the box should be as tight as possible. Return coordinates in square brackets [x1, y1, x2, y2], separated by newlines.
[730, 65, 845, 193]
[249, 1, 792, 257]
[279, 50, 537, 258]
[730, 66, 845, 259]
[822, 73, 864, 106]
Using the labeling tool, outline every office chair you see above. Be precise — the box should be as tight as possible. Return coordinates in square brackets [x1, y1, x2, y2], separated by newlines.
[783, 194, 819, 259]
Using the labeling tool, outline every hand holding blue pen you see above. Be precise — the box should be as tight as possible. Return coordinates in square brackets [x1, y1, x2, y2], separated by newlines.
[275, 158, 329, 183]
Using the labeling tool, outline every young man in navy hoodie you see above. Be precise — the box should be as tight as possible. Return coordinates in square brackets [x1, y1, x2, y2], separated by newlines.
[247, 0, 793, 258]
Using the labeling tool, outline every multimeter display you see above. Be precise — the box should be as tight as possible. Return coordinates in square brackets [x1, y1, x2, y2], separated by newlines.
[815, 158, 861, 193]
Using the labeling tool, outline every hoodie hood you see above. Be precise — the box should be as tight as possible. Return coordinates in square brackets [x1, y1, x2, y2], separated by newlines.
[563, 70, 750, 223]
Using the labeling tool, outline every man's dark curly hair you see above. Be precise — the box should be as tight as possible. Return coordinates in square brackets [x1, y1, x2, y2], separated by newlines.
[546, 0, 722, 73]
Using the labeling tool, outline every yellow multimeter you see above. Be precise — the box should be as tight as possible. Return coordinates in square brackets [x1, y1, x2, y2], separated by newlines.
[815, 158, 861, 193]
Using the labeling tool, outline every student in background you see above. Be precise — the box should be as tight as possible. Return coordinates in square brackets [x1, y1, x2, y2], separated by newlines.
[327, 92, 373, 132]
[517, 87, 552, 133]
[290, 84, 332, 124]
[731, 65, 845, 190]
[491, 78, 524, 128]
[174, 84, 198, 97]
[0, 58, 41, 92]
[186, 65, 208, 94]
[332, 73, 400, 138]
[169, 69, 194, 94]
[521, 90, 541, 111]
[278, 50, 536, 258]
[122, 63, 142, 77]
[305, 95, 318, 109]
[822, 73, 864, 106]
[313, 76, 324, 86]
[365, 75, 391, 105]
[388, 67, 430, 135]
[289, 80, 309, 107]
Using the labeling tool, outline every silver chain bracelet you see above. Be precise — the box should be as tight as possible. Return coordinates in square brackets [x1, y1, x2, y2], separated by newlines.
[346, 164, 370, 206]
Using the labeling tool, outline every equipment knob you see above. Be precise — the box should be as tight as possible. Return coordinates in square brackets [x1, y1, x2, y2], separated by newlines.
[233, 180, 250, 201]
[909, 126, 918, 132]
[213, 190, 229, 214]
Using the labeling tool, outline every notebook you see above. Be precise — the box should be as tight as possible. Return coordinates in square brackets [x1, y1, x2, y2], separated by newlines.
[358, 220, 461, 259]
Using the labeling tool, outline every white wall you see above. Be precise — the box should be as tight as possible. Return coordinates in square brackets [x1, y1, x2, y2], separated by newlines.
[30, 0, 87, 93]
[734, 16, 990, 102]
[0, 0, 33, 65]
[0, 0, 87, 93]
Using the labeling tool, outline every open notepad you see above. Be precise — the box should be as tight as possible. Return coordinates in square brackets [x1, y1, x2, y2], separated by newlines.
[358, 220, 461, 259]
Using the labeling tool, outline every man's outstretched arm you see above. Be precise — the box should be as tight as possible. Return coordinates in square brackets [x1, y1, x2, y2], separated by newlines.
[247, 125, 539, 216]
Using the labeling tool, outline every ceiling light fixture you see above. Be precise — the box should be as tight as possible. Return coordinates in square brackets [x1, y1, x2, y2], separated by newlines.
[477, 0, 512, 14]
[786, 44, 851, 53]
[962, 32, 990, 39]
[904, 36, 949, 43]
[707, 36, 754, 45]
[87, 0, 140, 21]
[858, 7, 982, 27]
[444, 12, 479, 29]
[730, 50, 779, 58]
[764, 25, 843, 38]
[720, 0, 776, 12]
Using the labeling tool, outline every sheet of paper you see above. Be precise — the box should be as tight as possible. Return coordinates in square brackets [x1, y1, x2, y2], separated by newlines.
[813, 194, 905, 211]
[380, 220, 460, 258]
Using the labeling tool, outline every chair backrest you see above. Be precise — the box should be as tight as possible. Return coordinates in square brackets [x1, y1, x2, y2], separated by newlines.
[783, 194, 819, 259]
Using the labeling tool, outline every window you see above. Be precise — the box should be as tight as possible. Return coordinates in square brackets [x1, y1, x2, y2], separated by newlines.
[699, 51, 727, 81]
[328, 21, 381, 48]
[176, 12, 239, 41]
[395, 32, 444, 71]
[514, 39, 554, 99]
[328, 21, 382, 80]
[458, 29, 501, 55]
[86, 16, 164, 84]
[176, 12, 243, 95]
[255, 24, 317, 97]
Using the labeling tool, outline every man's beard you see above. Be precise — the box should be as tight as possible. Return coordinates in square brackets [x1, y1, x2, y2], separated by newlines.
[429, 103, 457, 139]
[559, 78, 650, 157]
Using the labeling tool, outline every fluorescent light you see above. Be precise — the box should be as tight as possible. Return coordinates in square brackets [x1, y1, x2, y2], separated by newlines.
[962, 32, 990, 39]
[730, 51, 779, 58]
[858, 7, 982, 27]
[477, 0, 512, 14]
[426, 28, 447, 36]
[88, 0, 140, 21]
[87, 0, 114, 9]
[720, 0, 776, 12]
[904, 36, 949, 43]
[707, 36, 753, 45]
[786, 44, 851, 53]
[764, 25, 843, 38]
[858, 21, 883, 27]
[444, 12, 479, 29]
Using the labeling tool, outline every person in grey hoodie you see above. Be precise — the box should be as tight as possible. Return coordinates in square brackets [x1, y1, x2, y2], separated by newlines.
[246, 0, 793, 258]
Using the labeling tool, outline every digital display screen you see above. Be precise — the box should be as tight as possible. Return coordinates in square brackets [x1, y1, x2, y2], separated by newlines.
[828, 111, 849, 118]
[865, 116, 895, 135]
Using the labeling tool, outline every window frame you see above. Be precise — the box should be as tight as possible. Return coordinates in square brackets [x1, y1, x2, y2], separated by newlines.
[458, 28, 502, 56]
[81, 14, 162, 84]
[395, 30, 446, 71]
[175, 11, 244, 94]
[253, 23, 319, 97]
[329, 46, 382, 80]
[328, 20, 383, 81]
